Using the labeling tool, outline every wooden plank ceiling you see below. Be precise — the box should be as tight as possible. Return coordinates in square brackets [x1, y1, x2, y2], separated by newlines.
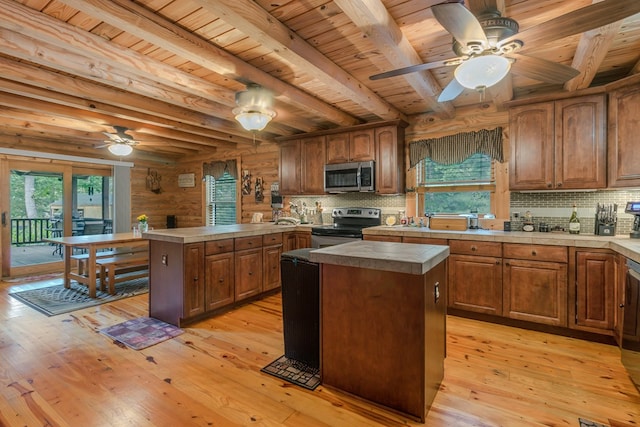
[0, 0, 639, 163]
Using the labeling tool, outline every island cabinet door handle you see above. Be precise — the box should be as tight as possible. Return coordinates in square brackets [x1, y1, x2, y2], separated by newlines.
[193, 276, 198, 282]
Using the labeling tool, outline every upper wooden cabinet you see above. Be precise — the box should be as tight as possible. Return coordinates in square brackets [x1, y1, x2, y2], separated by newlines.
[279, 136, 326, 195]
[376, 125, 405, 194]
[609, 84, 640, 187]
[278, 120, 407, 195]
[326, 129, 375, 164]
[509, 94, 606, 190]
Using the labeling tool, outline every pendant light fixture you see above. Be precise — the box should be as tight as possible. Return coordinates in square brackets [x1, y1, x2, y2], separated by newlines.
[233, 84, 276, 132]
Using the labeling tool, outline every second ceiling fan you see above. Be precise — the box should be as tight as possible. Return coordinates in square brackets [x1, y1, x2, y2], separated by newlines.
[370, 0, 640, 102]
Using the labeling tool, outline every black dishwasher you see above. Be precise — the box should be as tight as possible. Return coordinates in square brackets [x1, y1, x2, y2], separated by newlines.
[280, 248, 319, 369]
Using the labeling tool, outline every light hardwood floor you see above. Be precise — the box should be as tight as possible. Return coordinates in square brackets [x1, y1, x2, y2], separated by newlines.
[1, 277, 639, 427]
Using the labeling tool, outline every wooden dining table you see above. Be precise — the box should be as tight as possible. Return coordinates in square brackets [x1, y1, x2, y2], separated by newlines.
[44, 232, 148, 298]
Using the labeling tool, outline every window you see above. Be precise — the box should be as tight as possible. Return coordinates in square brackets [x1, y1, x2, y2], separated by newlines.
[416, 153, 494, 215]
[206, 172, 237, 225]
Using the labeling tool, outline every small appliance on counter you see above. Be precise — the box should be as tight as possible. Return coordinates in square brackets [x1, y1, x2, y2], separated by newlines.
[625, 201, 640, 238]
[595, 203, 617, 236]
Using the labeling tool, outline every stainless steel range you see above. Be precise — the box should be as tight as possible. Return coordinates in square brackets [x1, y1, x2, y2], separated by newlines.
[311, 207, 381, 248]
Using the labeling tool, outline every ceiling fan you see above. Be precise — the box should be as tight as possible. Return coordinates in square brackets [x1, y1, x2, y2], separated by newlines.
[99, 125, 139, 156]
[370, 0, 640, 102]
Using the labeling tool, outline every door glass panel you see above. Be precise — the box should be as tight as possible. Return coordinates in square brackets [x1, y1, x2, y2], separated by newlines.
[73, 174, 113, 236]
[10, 170, 63, 267]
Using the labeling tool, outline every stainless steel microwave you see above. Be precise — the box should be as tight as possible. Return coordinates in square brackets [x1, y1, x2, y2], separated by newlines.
[324, 161, 375, 193]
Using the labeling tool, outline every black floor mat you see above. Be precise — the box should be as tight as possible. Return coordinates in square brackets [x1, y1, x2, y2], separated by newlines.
[261, 355, 321, 390]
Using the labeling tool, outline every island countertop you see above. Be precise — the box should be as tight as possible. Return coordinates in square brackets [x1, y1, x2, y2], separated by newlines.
[308, 240, 449, 275]
[142, 223, 297, 244]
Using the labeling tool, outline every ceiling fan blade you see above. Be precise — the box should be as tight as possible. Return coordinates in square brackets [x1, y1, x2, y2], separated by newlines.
[431, 2, 488, 47]
[369, 58, 457, 80]
[501, 0, 640, 51]
[438, 78, 465, 102]
[509, 54, 580, 84]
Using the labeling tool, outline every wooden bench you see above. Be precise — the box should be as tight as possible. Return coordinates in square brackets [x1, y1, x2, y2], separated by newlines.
[71, 244, 147, 276]
[96, 253, 149, 295]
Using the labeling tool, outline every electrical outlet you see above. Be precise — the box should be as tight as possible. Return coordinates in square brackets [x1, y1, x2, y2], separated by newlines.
[161, 254, 168, 266]
[513, 212, 520, 219]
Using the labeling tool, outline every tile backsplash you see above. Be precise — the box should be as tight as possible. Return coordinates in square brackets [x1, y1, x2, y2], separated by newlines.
[510, 189, 640, 235]
[281, 189, 640, 236]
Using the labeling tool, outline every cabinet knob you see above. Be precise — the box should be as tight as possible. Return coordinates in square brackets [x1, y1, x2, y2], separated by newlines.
[496, 260, 501, 265]
[620, 303, 625, 308]
[471, 246, 477, 251]
[532, 250, 537, 256]
[547, 183, 552, 188]
[194, 277, 198, 281]
[248, 271, 253, 276]
[557, 182, 563, 187]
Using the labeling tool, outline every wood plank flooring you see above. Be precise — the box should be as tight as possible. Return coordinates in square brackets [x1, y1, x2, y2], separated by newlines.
[0, 277, 639, 426]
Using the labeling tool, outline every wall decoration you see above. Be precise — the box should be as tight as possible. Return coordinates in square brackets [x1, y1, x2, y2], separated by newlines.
[255, 177, 264, 202]
[178, 173, 195, 188]
[242, 170, 252, 195]
[146, 169, 162, 193]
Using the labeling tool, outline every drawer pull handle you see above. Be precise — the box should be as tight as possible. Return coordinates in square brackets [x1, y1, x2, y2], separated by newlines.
[532, 250, 537, 256]
[471, 246, 477, 251]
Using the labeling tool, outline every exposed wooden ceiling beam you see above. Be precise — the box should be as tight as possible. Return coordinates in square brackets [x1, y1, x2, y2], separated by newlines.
[188, 0, 407, 122]
[55, 0, 361, 128]
[333, 0, 454, 119]
[564, 0, 621, 91]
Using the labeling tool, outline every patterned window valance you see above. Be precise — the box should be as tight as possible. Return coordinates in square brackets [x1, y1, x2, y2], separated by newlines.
[409, 127, 504, 168]
[203, 159, 238, 180]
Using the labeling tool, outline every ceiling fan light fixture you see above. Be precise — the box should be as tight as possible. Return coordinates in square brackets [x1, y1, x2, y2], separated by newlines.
[454, 55, 511, 90]
[234, 110, 275, 132]
[233, 84, 276, 132]
[108, 142, 133, 156]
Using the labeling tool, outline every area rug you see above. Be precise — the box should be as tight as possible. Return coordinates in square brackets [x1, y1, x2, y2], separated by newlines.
[99, 317, 183, 350]
[9, 276, 148, 316]
[579, 418, 608, 427]
[261, 355, 321, 390]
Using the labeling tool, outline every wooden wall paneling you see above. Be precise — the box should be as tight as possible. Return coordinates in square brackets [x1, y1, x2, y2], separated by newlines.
[240, 147, 279, 223]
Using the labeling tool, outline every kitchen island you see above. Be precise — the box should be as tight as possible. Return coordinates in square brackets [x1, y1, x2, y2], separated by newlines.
[143, 224, 299, 326]
[309, 240, 449, 422]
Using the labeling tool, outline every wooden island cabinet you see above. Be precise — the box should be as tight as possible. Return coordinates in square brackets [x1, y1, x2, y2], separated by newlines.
[147, 225, 295, 326]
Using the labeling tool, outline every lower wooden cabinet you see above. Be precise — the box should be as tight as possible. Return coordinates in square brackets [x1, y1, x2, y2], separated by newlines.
[183, 242, 205, 319]
[503, 258, 567, 326]
[283, 230, 312, 251]
[448, 254, 502, 315]
[235, 248, 262, 301]
[263, 233, 283, 292]
[573, 249, 616, 332]
[205, 252, 234, 311]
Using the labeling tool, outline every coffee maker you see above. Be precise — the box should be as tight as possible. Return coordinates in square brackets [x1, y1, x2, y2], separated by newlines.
[625, 201, 640, 238]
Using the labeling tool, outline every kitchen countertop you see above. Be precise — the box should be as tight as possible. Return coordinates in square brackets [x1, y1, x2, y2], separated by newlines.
[363, 225, 640, 263]
[142, 223, 298, 244]
[308, 240, 449, 275]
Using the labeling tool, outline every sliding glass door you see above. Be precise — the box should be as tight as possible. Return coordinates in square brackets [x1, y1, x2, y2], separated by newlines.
[1, 160, 113, 277]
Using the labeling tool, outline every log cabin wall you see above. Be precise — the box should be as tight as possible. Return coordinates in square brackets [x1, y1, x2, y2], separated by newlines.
[138, 143, 281, 228]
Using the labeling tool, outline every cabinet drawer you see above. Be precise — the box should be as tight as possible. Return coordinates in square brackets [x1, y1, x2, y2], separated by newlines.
[205, 239, 234, 255]
[403, 236, 448, 245]
[235, 236, 263, 251]
[503, 243, 567, 263]
[263, 233, 283, 246]
[449, 240, 502, 257]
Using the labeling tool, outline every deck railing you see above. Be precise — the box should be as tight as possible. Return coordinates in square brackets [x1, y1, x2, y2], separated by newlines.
[11, 218, 54, 245]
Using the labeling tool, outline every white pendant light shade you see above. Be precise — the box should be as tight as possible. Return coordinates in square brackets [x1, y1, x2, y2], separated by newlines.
[234, 111, 275, 132]
[454, 55, 511, 90]
[108, 143, 133, 156]
[233, 84, 276, 132]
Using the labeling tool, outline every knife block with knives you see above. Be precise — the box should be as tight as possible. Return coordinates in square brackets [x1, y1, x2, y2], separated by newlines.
[595, 203, 617, 236]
